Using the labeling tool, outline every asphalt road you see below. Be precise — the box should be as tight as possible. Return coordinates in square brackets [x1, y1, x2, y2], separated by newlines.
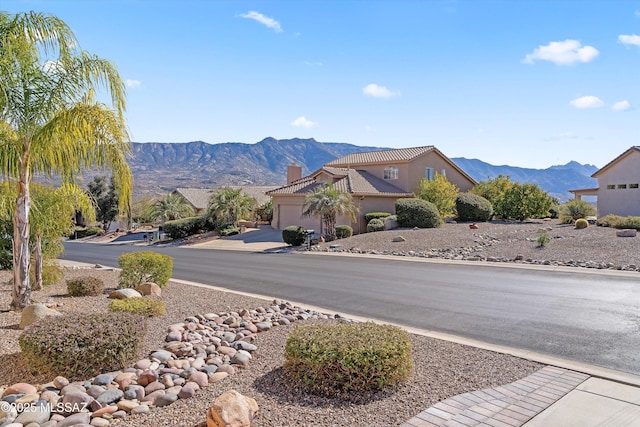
[62, 241, 640, 375]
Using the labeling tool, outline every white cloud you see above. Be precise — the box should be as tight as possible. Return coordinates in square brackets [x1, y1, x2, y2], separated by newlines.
[363, 83, 399, 98]
[523, 39, 599, 65]
[291, 116, 317, 128]
[240, 11, 282, 33]
[126, 79, 141, 88]
[570, 96, 604, 109]
[612, 100, 631, 111]
[42, 60, 60, 73]
[619, 34, 640, 46]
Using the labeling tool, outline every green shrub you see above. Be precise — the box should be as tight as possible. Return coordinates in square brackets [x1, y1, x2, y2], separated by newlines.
[0, 237, 12, 270]
[596, 214, 623, 228]
[68, 227, 105, 240]
[282, 225, 306, 246]
[118, 251, 173, 289]
[19, 312, 146, 380]
[615, 216, 640, 230]
[109, 298, 166, 317]
[416, 173, 459, 218]
[494, 183, 554, 220]
[364, 212, 392, 223]
[284, 322, 413, 396]
[163, 216, 207, 239]
[386, 215, 397, 221]
[335, 225, 353, 239]
[455, 193, 493, 222]
[559, 199, 596, 224]
[395, 198, 442, 228]
[30, 265, 64, 287]
[217, 223, 240, 236]
[67, 276, 104, 296]
[575, 218, 589, 229]
[367, 218, 385, 232]
[537, 230, 549, 248]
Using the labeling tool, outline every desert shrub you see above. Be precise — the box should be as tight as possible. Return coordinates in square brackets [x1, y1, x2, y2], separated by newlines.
[559, 199, 596, 224]
[494, 183, 554, 221]
[282, 225, 307, 246]
[367, 218, 385, 232]
[217, 223, 240, 236]
[19, 312, 146, 380]
[386, 215, 397, 221]
[596, 214, 623, 228]
[364, 212, 392, 223]
[395, 198, 443, 228]
[575, 218, 589, 229]
[68, 226, 105, 240]
[455, 193, 493, 222]
[67, 276, 104, 296]
[110, 298, 166, 317]
[0, 237, 11, 270]
[284, 322, 413, 396]
[615, 216, 640, 230]
[118, 251, 173, 289]
[537, 230, 549, 248]
[416, 173, 459, 218]
[335, 225, 353, 239]
[163, 216, 207, 239]
[30, 264, 64, 287]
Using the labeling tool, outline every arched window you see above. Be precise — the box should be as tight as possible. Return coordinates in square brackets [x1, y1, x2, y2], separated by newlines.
[384, 166, 398, 180]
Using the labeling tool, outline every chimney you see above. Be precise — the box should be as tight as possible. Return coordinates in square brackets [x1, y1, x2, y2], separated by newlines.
[287, 163, 302, 184]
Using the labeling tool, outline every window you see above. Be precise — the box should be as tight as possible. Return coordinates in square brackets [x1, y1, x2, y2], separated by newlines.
[618, 184, 627, 189]
[607, 185, 615, 190]
[425, 167, 434, 181]
[631, 184, 639, 189]
[384, 166, 398, 180]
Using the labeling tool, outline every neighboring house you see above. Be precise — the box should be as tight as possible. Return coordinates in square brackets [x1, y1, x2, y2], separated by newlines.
[570, 146, 640, 217]
[172, 186, 277, 214]
[267, 146, 476, 233]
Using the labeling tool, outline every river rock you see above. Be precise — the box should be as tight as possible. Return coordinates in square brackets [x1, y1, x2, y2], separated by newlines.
[14, 404, 51, 425]
[617, 229, 637, 237]
[19, 304, 63, 329]
[2, 383, 37, 398]
[155, 393, 179, 407]
[136, 282, 161, 296]
[206, 390, 258, 427]
[108, 289, 142, 299]
[56, 412, 91, 427]
[96, 388, 123, 405]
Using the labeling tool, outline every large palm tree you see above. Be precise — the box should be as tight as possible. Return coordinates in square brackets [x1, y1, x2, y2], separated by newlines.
[0, 11, 132, 309]
[302, 183, 358, 241]
[150, 193, 194, 222]
[206, 187, 256, 227]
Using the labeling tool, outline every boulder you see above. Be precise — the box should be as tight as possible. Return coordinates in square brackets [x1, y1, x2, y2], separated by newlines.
[2, 383, 37, 398]
[136, 282, 162, 296]
[19, 304, 63, 329]
[392, 236, 406, 243]
[469, 223, 479, 229]
[616, 229, 637, 238]
[206, 390, 258, 427]
[109, 289, 142, 299]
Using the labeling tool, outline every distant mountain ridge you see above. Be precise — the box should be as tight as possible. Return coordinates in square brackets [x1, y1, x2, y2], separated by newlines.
[126, 138, 598, 200]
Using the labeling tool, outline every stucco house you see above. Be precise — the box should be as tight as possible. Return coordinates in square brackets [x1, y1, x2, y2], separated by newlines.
[172, 186, 277, 214]
[267, 146, 476, 233]
[570, 146, 640, 217]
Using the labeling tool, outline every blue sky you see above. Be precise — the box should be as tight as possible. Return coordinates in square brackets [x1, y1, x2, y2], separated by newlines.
[4, 0, 640, 168]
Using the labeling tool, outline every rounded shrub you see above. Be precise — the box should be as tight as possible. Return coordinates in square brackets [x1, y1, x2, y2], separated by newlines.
[560, 199, 596, 224]
[19, 312, 146, 380]
[67, 276, 105, 296]
[395, 198, 443, 228]
[217, 223, 240, 236]
[282, 225, 306, 246]
[335, 225, 353, 239]
[455, 193, 493, 222]
[367, 218, 385, 232]
[364, 212, 392, 223]
[615, 216, 640, 230]
[109, 298, 166, 317]
[596, 214, 622, 228]
[575, 218, 589, 229]
[118, 251, 173, 289]
[163, 216, 207, 239]
[284, 322, 413, 396]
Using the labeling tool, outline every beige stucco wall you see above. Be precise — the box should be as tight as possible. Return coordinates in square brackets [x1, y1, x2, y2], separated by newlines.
[596, 150, 640, 216]
[407, 152, 474, 193]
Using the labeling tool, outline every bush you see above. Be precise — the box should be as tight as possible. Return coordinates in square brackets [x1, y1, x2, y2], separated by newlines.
[110, 298, 166, 317]
[67, 276, 104, 296]
[284, 322, 413, 396]
[282, 225, 306, 246]
[118, 251, 173, 289]
[537, 230, 549, 248]
[455, 193, 493, 222]
[364, 212, 392, 223]
[615, 216, 640, 230]
[68, 226, 105, 240]
[335, 225, 353, 239]
[395, 198, 442, 228]
[367, 218, 385, 232]
[494, 183, 554, 220]
[416, 173, 459, 218]
[163, 216, 207, 239]
[30, 264, 64, 287]
[559, 199, 596, 224]
[19, 312, 146, 380]
[596, 214, 623, 228]
[575, 218, 589, 229]
[217, 223, 240, 236]
[0, 237, 12, 270]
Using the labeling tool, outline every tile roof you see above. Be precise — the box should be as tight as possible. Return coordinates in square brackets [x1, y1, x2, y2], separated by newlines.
[326, 146, 434, 166]
[174, 186, 277, 210]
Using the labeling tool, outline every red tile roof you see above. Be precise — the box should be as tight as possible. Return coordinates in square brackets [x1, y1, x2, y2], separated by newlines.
[326, 146, 435, 166]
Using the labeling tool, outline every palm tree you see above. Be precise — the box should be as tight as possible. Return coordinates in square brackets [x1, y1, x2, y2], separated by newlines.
[302, 183, 358, 241]
[206, 187, 256, 227]
[0, 12, 132, 310]
[150, 193, 194, 222]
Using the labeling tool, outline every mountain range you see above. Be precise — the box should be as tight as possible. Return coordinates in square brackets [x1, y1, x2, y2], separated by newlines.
[125, 137, 597, 201]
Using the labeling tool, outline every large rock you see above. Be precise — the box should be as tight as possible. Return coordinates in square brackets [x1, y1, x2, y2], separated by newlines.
[2, 383, 37, 398]
[136, 282, 162, 296]
[19, 304, 63, 329]
[14, 404, 51, 425]
[55, 411, 91, 427]
[109, 289, 142, 299]
[206, 390, 258, 427]
[616, 229, 637, 237]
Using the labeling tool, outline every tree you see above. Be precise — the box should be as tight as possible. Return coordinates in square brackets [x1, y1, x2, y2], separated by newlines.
[206, 187, 256, 227]
[87, 175, 119, 231]
[495, 183, 554, 221]
[470, 174, 514, 208]
[302, 183, 358, 241]
[150, 193, 194, 223]
[0, 12, 133, 310]
[416, 173, 459, 218]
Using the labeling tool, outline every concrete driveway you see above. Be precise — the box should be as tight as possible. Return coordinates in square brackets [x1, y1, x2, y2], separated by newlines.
[188, 226, 289, 252]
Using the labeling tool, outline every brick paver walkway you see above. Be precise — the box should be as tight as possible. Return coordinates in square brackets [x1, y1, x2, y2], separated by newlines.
[402, 366, 589, 427]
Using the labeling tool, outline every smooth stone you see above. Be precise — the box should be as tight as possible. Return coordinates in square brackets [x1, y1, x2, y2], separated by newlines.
[62, 391, 94, 411]
[188, 372, 208, 388]
[202, 365, 218, 375]
[178, 386, 195, 399]
[111, 410, 127, 419]
[123, 389, 138, 400]
[53, 377, 70, 390]
[134, 359, 152, 370]
[165, 386, 182, 395]
[208, 372, 229, 383]
[93, 374, 113, 386]
[91, 405, 118, 417]
[86, 385, 106, 399]
[144, 381, 165, 394]
[166, 330, 182, 342]
[232, 341, 257, 352]
[117, 400, 139, 412]
[3, 394, 24, 404]
[108, 288, 142, 299]
[231, 350, 252, 366]
[40, 391, 59, 403]
[137, 370, 158, 387]
[2, 383, 37, 398]
[125, 385, 145, 401]
[55, 412, 91, 427]
[131, 405, 150, 415]
[19, 304, 63, 328]
[14, 403, 51, 425]
[255, 322, 272, 331]
[61, 384, 86, 395]
[136, 282, 161, 296]
[15, 393, 39, 404]
[90, 417, 110, 427]
[154, 393, 178, 407]
[96, 388, 123, 405]
[216, 364, 236, 375]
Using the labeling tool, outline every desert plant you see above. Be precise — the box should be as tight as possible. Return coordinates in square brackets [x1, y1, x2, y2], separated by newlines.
[282, 226, 307, 246]
[118, 251, 173, 289]
[284, 322, 413, 396]
[19, 312, 146, 379]
[67, 276, 105, 296]
[536, 230, 549, 248]
[455, 193, 493, 222]
[367, 218, 385, 232]
[302, 183, 358, 241]
[416, 173, 459, 218]
[470, 175, 514, 209]
[150, 193, 195, 223]
[559, 199, 596, 224]
[596, 214, 623, 228]
[217, 223, 240, 237]
[335, 225, 353, 239]
[162, 217, 207, 239]
[494, 183, 554, 221]
[69, 226, 105, 240]
[109, 298, 166, 317]
[575, 218, 589, 229]
[364, 212, 392, 223]
[615, 216, 640, 230]
[206, 187, 257, 227]
[395, 198, 443, 228]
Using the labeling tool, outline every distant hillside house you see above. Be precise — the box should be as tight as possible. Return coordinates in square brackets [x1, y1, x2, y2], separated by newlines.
[570, 146, 640, 217]
[173, 186, 277, 214]
[267, 146, 476, 233]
